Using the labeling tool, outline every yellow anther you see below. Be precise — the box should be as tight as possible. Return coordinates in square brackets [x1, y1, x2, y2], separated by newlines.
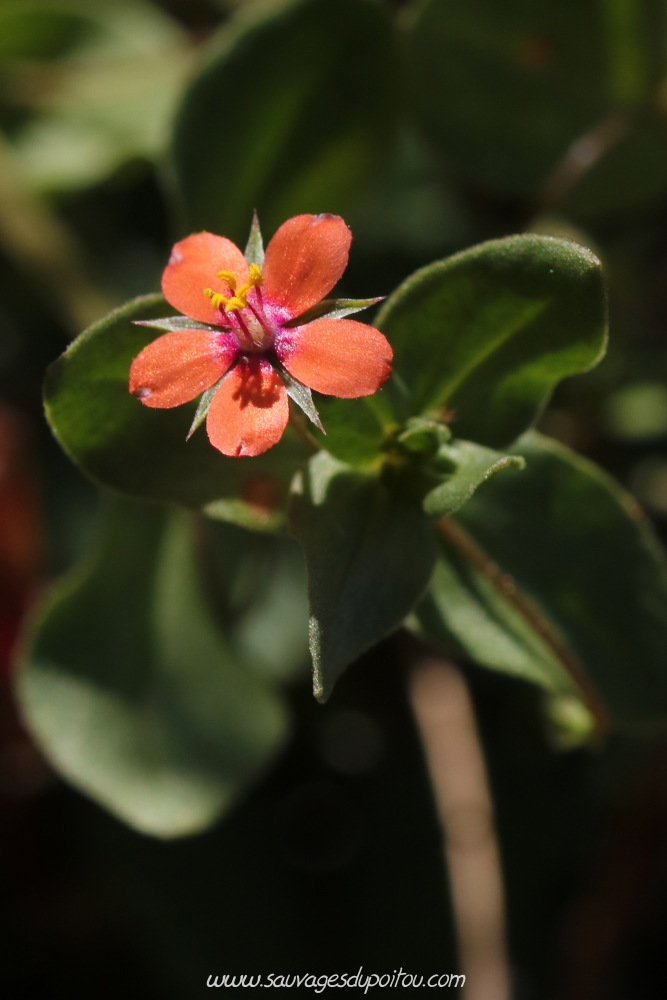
[217, 270, 238, 291]
[225, 295, 248, 312]
[224, 284, 251, 312]
[203, 287, 228, 311]
[248, 263, 263, 287]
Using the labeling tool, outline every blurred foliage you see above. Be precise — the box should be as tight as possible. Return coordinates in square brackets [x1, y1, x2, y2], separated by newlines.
[4, 0, 667, 995]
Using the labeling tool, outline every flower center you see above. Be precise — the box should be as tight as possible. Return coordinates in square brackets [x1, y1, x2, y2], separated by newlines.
[202, 264, 273, 351]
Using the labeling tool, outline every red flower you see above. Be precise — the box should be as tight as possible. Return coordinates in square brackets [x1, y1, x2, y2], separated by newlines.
[129, 214, 393, 457]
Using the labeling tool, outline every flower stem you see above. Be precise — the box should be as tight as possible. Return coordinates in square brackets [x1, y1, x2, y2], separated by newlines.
[408, 645, 511, 1000]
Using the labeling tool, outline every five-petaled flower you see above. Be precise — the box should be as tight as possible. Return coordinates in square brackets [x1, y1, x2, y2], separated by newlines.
[129, 213, 393, 457]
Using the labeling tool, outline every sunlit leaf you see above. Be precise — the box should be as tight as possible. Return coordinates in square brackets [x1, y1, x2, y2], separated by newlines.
[171, 0, 399, 243]
[376, 235, 607, 448]
[16, 500, 288, 837]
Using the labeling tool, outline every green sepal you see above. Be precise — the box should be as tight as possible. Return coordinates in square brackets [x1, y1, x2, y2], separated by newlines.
[134, 317, 219, 333]
[283, 297, 384, 328]
[187, 375, 227, 441]
[244, 209, 264, 267]
[273, 360, 324, 432]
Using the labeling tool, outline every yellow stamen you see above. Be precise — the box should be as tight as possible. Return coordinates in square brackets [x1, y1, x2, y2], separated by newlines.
[224, 283, 251, 312]
[203, 287, 228, 311]
[217, 269, 238, 291]
[225, 295, 247, 312]
[248, 263, 263, 287]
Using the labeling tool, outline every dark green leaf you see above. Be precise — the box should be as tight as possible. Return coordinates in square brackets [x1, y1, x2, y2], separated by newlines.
[408, 0, 667, 213]
[43, 295, 309, 511]
[15, 500, 288, 837]
[423, 439, 525, 517]
[406, 540, 578, 699]
[289, 452, 436, 701]
[375, 235, 607, 448]
[310, 395, 390, 466]
[171, 0, 399, 243]
[449, 431, 667, 733]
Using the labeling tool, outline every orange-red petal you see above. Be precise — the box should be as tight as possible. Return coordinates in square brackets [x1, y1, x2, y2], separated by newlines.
[162, 232, 249, 324]
[262, 214, 351, 318]
[276, 318, 393, 398]
[206, 357, 289, 458]
[129, 331, 237, 408]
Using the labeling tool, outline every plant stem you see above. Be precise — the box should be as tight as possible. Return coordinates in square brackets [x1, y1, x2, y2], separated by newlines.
[436, 516, 610, 739]
[533, 111, 631, 214]
[408, 647, 511, 1000]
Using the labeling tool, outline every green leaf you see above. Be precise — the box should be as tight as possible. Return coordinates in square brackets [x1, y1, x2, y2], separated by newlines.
[375, 235, 607, 448]
[6, 0, 190, 192]
[448, 431, 667, 733]
[0, 6, 88, 61]
[408, 0, 667, 214]
[171, 0, 399, 243]
[310, 395, 390, 466]
[406, 541, 578, 698]
[15, 500, 288, 837]
[423, 439, 525, 518]
[289, 452, 437, 701]
[43, 294, 310, 511]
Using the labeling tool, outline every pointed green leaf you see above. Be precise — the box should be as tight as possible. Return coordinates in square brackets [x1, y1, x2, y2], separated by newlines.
[423, 439, 525, 518]
[15, 500, 288, 837]
[448, 431, 667, 733]
[376, 235, 607, 448]
[171, 0, 399, 243]
[43, 295, 309, 511]
[289, 452, 436, 701]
